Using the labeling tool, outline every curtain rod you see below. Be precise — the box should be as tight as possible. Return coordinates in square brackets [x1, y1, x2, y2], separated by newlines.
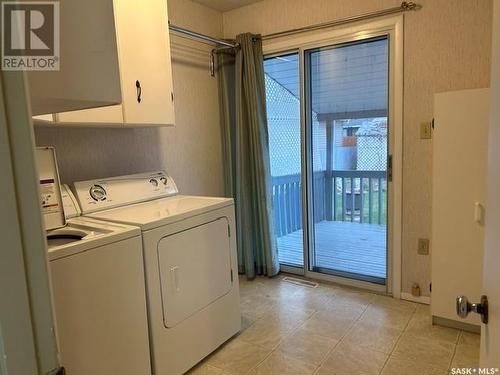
[169, 1, 420, 77]
[168, 22, 239, 49]
[261, 1, 421, 40]
[169, 2, 420, 49]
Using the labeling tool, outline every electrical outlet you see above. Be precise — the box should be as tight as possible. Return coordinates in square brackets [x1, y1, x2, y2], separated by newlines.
[418, 238, 430, 255]
[420, 122, 432, 139]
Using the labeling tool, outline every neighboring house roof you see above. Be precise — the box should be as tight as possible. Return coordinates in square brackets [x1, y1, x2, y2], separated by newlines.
[356, 118, 387, 137]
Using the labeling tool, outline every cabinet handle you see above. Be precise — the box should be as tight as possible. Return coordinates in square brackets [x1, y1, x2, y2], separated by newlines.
[136, 80, 142, 103]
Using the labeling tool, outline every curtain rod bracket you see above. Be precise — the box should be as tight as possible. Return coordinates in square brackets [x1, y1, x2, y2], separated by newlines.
[401, 1, 422, 11]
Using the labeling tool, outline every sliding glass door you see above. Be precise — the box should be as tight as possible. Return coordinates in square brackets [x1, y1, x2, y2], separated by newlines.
[264, 53, 304, 268]
[305, 37, 389, 284]
[265, 33, 393, 288]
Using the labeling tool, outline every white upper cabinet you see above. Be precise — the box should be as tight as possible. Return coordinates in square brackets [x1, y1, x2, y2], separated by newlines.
[55, 0, 175, 127]
[28, 0, 122, 116]
[32, 114, 55, 123]
[55, 105, 123, 125]
[115, 0, 175, 125]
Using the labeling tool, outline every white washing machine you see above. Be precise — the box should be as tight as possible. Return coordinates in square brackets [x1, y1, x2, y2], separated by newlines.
[36, 148, 152, 375]
[47, 217, 152, 375]
[73, 171, 241, 375]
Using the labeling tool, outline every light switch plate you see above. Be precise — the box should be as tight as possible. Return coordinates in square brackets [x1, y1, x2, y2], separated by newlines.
[418, 238, 430, 255]
[420, 122, 432, 139]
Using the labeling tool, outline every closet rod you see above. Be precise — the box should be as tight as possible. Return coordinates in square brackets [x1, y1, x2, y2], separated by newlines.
[261, 1, 421, 40]
[168, 22, 238, 48]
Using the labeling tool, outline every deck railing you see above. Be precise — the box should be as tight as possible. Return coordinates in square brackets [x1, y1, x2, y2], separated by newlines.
[272, 170, 387, 237]
[272, 173, 303, 237]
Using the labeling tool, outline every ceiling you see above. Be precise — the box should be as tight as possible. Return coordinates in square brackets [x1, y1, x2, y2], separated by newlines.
[192, 0, 263, 12]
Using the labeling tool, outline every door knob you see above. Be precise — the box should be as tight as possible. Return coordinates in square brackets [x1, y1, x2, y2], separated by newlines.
[456, 295, 488, 324]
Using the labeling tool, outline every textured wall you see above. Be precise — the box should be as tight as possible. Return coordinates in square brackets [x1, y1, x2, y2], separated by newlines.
[222, 0, 493, 295]
[35, 0, 225, 197]
[33, 0, 493, 295]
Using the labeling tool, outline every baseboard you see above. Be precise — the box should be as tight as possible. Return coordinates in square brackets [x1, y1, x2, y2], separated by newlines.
[401, 292, 430, 305]
[432, 316, 480, 333]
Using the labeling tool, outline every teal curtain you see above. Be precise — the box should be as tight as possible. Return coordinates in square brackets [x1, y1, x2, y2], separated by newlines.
[217, 33, 279, 279]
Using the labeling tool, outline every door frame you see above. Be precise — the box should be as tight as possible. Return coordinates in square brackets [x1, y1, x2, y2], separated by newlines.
[481, 0, 500, 365]
[0, 69, 60, 373]
[264, 15, 403, 297]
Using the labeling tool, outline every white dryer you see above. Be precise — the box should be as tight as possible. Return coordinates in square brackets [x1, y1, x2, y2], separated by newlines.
[73, 171, 241, 375]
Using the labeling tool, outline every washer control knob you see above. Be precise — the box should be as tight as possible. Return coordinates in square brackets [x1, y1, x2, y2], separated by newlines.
[160, 177, 168, 185]
[89, 185, 106, 201]
[149, 178, 159, 187]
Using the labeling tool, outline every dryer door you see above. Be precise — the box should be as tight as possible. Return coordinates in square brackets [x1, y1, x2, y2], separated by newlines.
[158, 217, 233, 328]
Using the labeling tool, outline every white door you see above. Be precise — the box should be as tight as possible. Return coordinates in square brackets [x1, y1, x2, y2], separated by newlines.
[432, 89, 489, 325]
[480, 0, 500, 367]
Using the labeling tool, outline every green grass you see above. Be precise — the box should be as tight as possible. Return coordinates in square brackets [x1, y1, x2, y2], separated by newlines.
[334, 190, 387, 224]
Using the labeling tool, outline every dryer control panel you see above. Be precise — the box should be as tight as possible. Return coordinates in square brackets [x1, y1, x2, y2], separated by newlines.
[73, 171, 178, 213]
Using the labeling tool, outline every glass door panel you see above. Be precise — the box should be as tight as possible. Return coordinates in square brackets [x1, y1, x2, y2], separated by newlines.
[264, 53, 304, 268]
[306, 37, 389, 284]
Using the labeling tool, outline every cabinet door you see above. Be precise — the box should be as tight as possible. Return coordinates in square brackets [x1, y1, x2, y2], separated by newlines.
[28, 0, 121, 116]
[56, 105, 124, 125]
[114, 0, 175, 126]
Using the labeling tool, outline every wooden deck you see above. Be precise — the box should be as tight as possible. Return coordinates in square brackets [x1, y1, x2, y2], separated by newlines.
[277, 220, 387, 280]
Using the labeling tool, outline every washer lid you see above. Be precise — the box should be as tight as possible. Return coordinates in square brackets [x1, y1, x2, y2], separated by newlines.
[86, 195, 233, 231]
[47, 217, 141, 261]
[61, 184, 81, 219]
[35, 147, 65, 231]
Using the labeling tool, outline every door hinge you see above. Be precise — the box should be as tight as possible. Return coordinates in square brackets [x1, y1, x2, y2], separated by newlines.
[230, 269, 233, 282]
[171, 92, 174, 102]
[388, 154, 393, 182]
[227, 224, 231, 237]
[431, 118, 435, 129]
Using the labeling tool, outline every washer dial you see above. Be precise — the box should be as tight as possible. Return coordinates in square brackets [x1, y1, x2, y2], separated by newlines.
[89, 184, 107, 201]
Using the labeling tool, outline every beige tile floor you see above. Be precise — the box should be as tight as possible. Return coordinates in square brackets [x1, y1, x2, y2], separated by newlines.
[188, 275, 480, 375]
